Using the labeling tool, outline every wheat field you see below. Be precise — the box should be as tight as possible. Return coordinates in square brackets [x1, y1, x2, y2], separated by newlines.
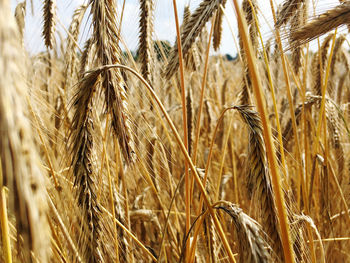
[1, 0, 350, 262]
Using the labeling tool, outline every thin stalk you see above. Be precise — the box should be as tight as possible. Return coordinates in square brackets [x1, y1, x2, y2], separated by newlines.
[190, 107, 235, 263]
[231, 1, 295, 262]
[102, 113, 119, 263]
[190, 11, 216, 204]
[192, 12, 217, 164]
[248, 0, 287, 180]
[215, 114, 235, 201]
[301, 46, 317, 263]
[171, 2, 190, 254]
[268, 0, 303, 212]
[0, 187, 12, 263]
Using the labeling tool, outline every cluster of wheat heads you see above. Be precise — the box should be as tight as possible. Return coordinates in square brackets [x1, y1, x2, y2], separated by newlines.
[1, 0, 350, 262]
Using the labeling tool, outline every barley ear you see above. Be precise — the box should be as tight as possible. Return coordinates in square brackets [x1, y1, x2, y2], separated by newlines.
[276, 0, 304, 28]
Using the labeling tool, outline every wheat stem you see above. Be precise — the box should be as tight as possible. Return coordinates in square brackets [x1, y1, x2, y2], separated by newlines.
[0, 186, 12, 263]
[232, 1, 295, 262]
[171, 1, 190, 258]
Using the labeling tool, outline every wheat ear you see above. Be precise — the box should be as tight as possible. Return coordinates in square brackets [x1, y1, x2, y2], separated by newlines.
[42, 0, 56, 49]
[14, 1, 26, 42]
[164, 0, 224, 80]
[276, 0, 305, 27]
[238, 0, 260, 105]
[138, 0, 154, 85]
[234, 105, 285, 261]
[70, 70, 102, 262]
[216, 203, 271, 263]
[312, 33, 334, 96]
[291, 2, 350, 44]
[80, 38, 95, 78]
[329, 35, 346, 96]
[289, 1, 308, 75]
[90, 0, 134, 163]
[242, 0, 259, 53]
[213, 1, 227, 51]
[64, 4, 88, 87]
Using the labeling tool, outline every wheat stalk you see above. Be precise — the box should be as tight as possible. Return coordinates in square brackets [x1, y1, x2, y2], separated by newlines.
[186, 86, 193, 156]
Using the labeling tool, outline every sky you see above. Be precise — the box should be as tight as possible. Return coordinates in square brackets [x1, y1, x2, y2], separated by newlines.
[11, 0, 341, 56]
